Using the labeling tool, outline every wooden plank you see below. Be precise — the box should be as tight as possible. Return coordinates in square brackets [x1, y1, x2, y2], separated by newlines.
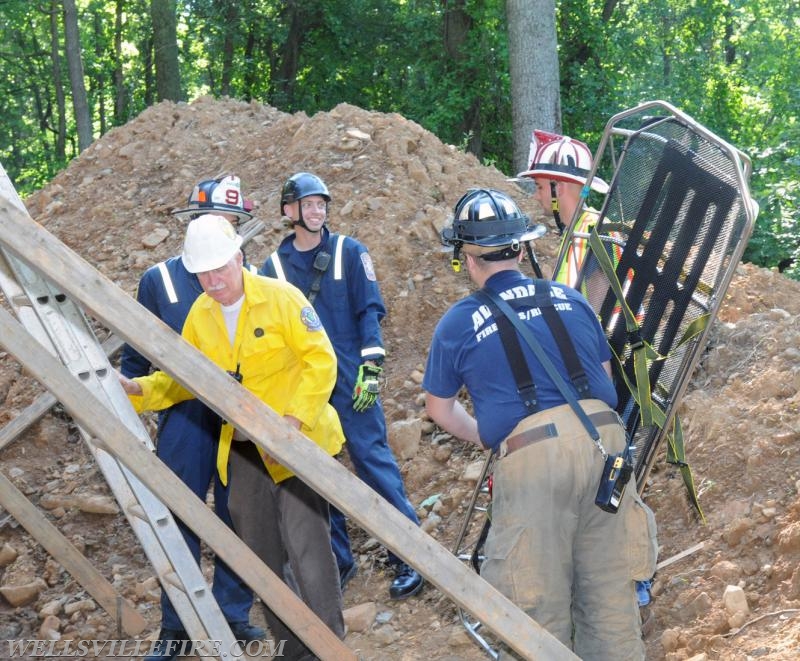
[0, 171, 576, 659]
[0, 390, 57, 453]
[0, 305, 355, 661]
[0, 470, 147, 636]
[656, 541, 705, 571]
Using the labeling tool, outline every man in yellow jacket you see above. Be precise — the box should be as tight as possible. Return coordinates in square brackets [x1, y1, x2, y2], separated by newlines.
[120, 214, 345, 660]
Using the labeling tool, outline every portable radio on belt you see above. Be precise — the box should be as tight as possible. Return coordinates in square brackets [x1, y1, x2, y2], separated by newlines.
[595, 451, 633, 513]
[306, 250, 332, 304]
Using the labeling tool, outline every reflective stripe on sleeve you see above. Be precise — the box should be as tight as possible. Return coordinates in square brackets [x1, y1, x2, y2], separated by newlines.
[157, 262, 178, 303]
[333, 235, 345, 280]
[270, 253, 287, 281]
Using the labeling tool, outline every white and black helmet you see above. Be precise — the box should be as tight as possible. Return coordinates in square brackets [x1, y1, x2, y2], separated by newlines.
[172, 175, 253, 223]
[441, 189, 545, 270]
[442, 188, 543, 248]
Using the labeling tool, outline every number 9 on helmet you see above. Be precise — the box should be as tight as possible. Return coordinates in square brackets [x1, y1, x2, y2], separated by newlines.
[172, 174, 254, 223]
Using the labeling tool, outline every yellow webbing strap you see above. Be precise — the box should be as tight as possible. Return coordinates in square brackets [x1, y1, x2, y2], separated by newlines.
[587, 227, 706, 520]
[665, 414, 706, 522]
[609, 345, 705, 522]
[587, 230, 653, 426]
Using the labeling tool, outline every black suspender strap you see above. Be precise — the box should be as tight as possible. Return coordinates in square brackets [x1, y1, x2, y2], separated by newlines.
[475, 286, 602, 446]
[533, 286, 592, 399]
[487, 299, 538, 414]
[479, 279, 592, 404]
[475, 280, 595, 420]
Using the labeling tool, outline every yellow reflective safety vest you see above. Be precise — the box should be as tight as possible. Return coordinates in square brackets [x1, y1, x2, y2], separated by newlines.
[555, 209, 634, 317]
[555, 209, 622, 287]
[128, 268, 345, 485]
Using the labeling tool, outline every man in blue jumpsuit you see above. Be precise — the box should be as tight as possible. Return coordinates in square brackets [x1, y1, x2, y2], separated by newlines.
[423, 189, 657, 659]
[121, 175, 264, 660]
[260, 172, 423, 600]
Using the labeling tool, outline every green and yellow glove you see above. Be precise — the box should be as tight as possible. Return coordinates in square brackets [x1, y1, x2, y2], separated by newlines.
[352, 363, 382, 412]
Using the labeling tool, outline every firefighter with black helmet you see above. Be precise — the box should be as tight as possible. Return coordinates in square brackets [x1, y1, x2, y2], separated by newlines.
[424, 188, 656, 660]
[261, 171, 424, 600]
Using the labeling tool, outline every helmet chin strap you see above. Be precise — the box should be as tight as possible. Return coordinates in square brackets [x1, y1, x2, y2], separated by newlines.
[550, 181, 566, 235]
[293, 219, 321, 232]
[450, 244, 463, 273]
[293, 205, 324, 233]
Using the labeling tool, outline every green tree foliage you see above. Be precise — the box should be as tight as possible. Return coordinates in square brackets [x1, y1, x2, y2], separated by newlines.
[557, 0, 800, 276]
[0, 1, 69, 190]
[0, 0, 797, 277]
[732, 3, 800, 278]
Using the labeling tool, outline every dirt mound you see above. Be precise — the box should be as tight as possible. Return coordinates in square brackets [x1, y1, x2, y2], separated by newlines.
[2, 96, 799, 660]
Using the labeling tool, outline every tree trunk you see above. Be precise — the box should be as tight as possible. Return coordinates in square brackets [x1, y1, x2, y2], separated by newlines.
[506, 0, 561, 174]
[93, 10, 107, 135]
[149, 0, 183, 101]
[18, 24, 55, 162]
[272, 1, 304, 108]
[48, 0, 66, 160]
[141, 32, 155, 106]
[443, 1, 482, 158]
[242, 27, 257, 101]
[113, 0, 129, 125]
[62, 0, 93, 152]
[219, 0, 238, 97]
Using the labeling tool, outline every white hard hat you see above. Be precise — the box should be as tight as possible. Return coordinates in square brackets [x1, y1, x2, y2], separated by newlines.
[181, 214, 243, 273]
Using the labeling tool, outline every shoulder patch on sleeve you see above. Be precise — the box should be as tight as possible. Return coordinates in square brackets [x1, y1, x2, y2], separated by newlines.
[360, 252, 377, 281]
[300, 306, 323, 331]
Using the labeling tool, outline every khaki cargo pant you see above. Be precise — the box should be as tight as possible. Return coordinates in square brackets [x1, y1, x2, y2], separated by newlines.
[481, 400, 657, 660]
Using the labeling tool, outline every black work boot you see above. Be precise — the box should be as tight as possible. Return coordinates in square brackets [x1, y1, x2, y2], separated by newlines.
[389, 563, 423, 599]
[144, 629, 189, 661]
[229, 621, 266, 643]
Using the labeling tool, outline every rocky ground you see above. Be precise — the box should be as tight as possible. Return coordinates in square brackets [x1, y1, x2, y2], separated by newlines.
[0, 96, 799, 660]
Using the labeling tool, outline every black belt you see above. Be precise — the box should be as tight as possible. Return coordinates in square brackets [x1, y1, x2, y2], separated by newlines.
[500, 409, 620, 457]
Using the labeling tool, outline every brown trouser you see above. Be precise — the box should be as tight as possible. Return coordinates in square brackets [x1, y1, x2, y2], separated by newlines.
[228, 441, 344, 661]
[482, 400, 655, 661]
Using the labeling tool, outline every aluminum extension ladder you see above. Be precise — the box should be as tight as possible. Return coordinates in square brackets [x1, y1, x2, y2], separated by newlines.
[0, 178, 242, 658]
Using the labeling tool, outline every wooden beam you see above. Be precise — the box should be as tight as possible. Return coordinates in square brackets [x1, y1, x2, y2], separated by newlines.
[656, 541, 705, 571]
[0, 305, 354, 660]
[0, 390, 56, 453]
[0, 168, 576, 659]
[0, 470, 147, 636]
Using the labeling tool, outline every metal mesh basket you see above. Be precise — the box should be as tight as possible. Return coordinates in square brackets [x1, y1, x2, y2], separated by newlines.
[564, 101, 757, 487]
